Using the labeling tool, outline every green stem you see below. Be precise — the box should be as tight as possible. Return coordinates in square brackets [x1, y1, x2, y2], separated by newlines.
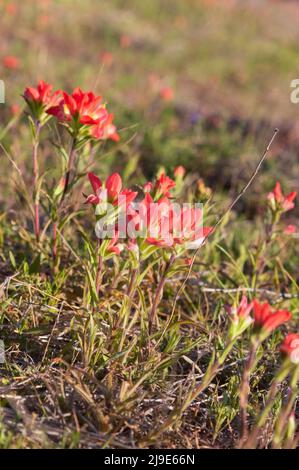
[61, 137, 77, 203]
[148, 254, 175, 334]
[32, 121, 41, 243]
[239, 339, 259, 445]
[95, 241, 104, 297]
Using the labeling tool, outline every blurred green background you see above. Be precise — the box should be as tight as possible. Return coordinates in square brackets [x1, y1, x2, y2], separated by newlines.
[1, 0, 298, 217]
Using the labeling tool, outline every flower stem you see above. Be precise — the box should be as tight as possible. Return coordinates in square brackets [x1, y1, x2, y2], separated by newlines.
[95, 241, 104, 297]
[148, 253, 175, 334]
[239, 338, 259, 445]
[61, 137, 77, 203]
[32, 121, 41, 242]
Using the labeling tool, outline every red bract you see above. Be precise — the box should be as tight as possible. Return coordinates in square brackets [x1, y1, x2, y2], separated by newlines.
[3, 55, 20, 69]
[159, 86, 174, 102]
[131, 196, 211, 249]
[85, 172, 102, 204]
[228, 296, 253, 320]
[268, 182, 297, 212]
[10, 104, 20, 115]
[47, 87, 119, 141]
[100, 51, 114, 66]
[127, 194, 172, 246]
[143, 182, 153, 193]
[90, 114, 119, 141]
[172, 206, 211, 248]
[106, 173, 122, 201]
[253, 300, 291, 333]
[238, 296, 254, 318]
[24, 80, 62, 112]
[154, 173, 176, 198]
[6, 3, 17, 15]
[86, 172, 137, 207]
[284, 224, 296, 235]
[48, 87, 106, 124]
[107, 231, 124, 255]
[280, 333, 299, 364]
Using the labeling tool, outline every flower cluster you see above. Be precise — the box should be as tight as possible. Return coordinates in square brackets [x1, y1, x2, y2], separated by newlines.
[24, 80, 62, 124]
[23, 80, 118, 141]
[85, 168, 211, 259]
[229, 297, 291, 335]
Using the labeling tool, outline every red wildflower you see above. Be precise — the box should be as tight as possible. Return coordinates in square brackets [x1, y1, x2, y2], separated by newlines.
[228, 296, 253, 320]
[154, 173, 176, 198]
[172, 206, 212, 248]
[268, 182, 297, 212]
[24, 80, 62, 109]
[48, 87, 119, 141]
[126, 193, 171, 246]
[107, 231, 124, 255]
[3, 55, 20, 69]
[284, 224, 297, 235]
[90, 113, 119, 142]
[85, 172, 137, 207]
[23, 80, 62, 122]
[10, 104, 20, 115]
[227, 296, 254, 338]
[159, 87, 174, 102]
[48, 87, 107, 124]
[100, 51, 114, 66]
[143, 182, 153, 193]
[85, 172, 102, 204]
[253, 300, 291, 333]
[174, 166, 186, 179]
[280, 333, 299, 364]
[6, 3, 17, 15]
[132, 196, 211, 249]
[106, 173, 122, 201]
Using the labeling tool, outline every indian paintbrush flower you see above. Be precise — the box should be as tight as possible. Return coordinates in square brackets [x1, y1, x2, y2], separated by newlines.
[227, 296, 254, 339]
[47, 87, 119, 142]
[252, 299, 291, 338]
[268, 182, 297, 213]
[23, 80, 62, 123]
